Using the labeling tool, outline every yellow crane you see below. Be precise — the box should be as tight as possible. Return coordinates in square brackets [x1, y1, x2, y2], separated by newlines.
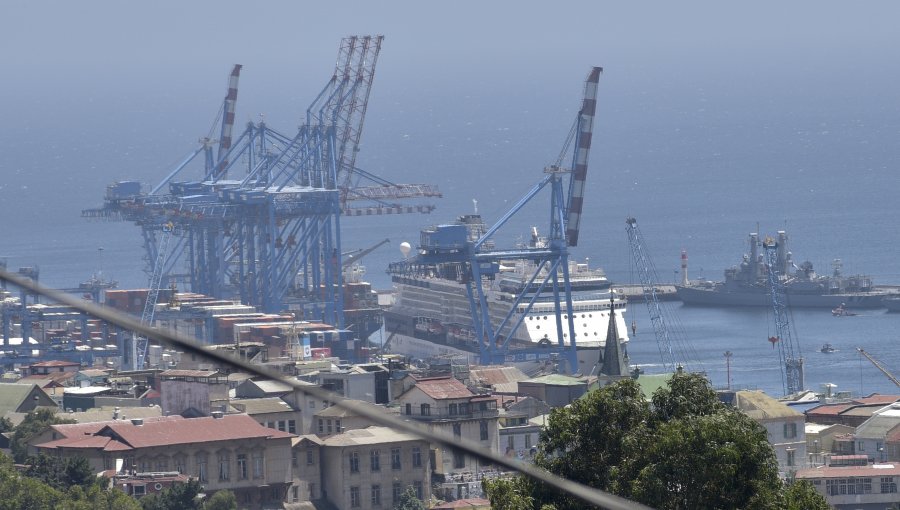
[857, 347, 900, 388]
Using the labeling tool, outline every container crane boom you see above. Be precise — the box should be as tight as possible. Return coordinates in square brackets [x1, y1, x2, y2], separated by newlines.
[625, 217, 679, 371]
[343, 238, 390, 269]
[133, 222, 174, 369]
[564, 67, 601, 247]
[857, 348, 900, 388]
[214, 64, 243, 179]
[763, 235, 805, 395]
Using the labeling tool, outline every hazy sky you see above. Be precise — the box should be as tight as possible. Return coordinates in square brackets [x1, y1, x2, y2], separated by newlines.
[3, 0, 900, 286]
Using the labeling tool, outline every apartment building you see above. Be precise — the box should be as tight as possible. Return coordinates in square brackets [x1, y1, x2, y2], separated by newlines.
[30, 413, 294, 509]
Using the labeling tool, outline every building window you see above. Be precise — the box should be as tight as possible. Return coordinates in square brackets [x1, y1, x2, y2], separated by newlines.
[336, 419, 342, 433]
[859, 441, 866, 452]
[252, 452, 264, 479]
[133, 485, 146, 496]
[421, 404, 431, 416]
[453, 423, 462, 438]
[392, 482, 402, 503]
[327, 419, 333, 434]
[786, 449, 795, 467]
[309, 400, 316, 409]
[405, 403, 412, 415]
[350, 486, 360, 508]
[371, 484, 382, 506]
[391, 448, 401, 470]
[508, 435, 515, 451]
[882, 476, 897, 493]
[318, 419, 324, 434]
[174, 456, 186, 474]
[480, 420, 489, 441]
[783, 422, 797, 439]
[278, 420, 286, 432]
[292, 450, 298, 468]
[309, 482, 317, 499]
[412, 446, 422, 468]
[288, 420, 296, 434]
[237, 453, 248, 479]
[449, 403, 458, 415]
[413, 480, 423, 500]
[371, 450, 381, 471]
[454, 450, 465, 469]
[525, 434, 532, 449]
[307, 449, 315, 465]
[196, 454, 208, 482]
[292, 486, 299, 502]
[218, 452, 230, 481]
[155, 457, 169, 472]
[350, 451, 360, 473]
[460, 403, 470, 414]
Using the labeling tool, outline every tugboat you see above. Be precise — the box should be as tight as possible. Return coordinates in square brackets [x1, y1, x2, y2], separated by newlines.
[831, 303, 857, 317]
[820, 343, 836, 354]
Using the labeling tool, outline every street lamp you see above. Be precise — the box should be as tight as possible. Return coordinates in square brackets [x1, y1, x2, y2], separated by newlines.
[724, 351, 733, 390]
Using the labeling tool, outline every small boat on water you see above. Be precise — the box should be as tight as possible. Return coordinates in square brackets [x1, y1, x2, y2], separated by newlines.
[832, 304, 857, 317]
[821, 343, 836, 353]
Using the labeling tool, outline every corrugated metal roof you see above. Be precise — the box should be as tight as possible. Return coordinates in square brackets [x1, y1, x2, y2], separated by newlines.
[854, 404, 900, 439]
[415, 377, 473, 400]
[232, 397, 294, 414]
[733, 390, 803, 421]
[469, 366, 528, 386]
[796, 464, 900, 479]
[524, 374, 587, 386]
[160, 369, 221, 378]
[322, 426, 420, 447]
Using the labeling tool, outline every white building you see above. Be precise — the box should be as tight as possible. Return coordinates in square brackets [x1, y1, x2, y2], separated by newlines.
[394, 375, 499, 475]
[732, 390, 806, 475]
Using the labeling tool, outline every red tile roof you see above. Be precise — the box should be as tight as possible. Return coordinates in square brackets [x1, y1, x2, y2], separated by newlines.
[415, 377, 474, 400]
[39, 414, 292, 451]
[103, 414, 290, 448]
[30, 360, 81, 367]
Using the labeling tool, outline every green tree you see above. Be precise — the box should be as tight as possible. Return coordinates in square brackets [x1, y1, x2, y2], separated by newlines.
[202, 489, 237, 510]
[25, 454, 96, 491]
[140, 478, 203, 510]
[392, 486, 425, 510]
[60, 483, 142, 510]
[783, 479, 829, 510]
[0, 416, 13, 434]
[0, 453, 64, 509]
[486, 373, 805, 510]
[11, 408, 75, 463]
[483, 476, 543, 510]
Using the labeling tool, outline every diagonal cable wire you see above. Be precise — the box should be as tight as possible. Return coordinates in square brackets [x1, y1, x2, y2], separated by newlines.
[0, 268, 652, 510]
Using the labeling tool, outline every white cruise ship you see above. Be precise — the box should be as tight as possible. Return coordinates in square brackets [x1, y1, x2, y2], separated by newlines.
[384, 215, 629, 371]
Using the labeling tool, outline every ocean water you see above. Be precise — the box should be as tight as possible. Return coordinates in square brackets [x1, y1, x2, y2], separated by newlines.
[3, 43, 900, 399]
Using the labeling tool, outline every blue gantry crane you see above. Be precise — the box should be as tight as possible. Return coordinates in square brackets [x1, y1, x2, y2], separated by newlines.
[388, 67, 602, 370]
[83, 36, 441, 332]
[763, 232, 805, 395]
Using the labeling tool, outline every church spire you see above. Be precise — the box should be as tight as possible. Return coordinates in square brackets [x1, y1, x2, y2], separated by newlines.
[600, 293, 628, 377]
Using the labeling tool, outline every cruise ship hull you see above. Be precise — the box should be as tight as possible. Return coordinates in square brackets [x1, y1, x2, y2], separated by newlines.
[676, 285, 887, 309]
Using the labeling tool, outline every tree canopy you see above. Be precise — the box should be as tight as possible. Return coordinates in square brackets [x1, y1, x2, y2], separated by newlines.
[484, 372, 829, 510]
[392, 486, 426, 510]
[11, 408, 75, 463]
